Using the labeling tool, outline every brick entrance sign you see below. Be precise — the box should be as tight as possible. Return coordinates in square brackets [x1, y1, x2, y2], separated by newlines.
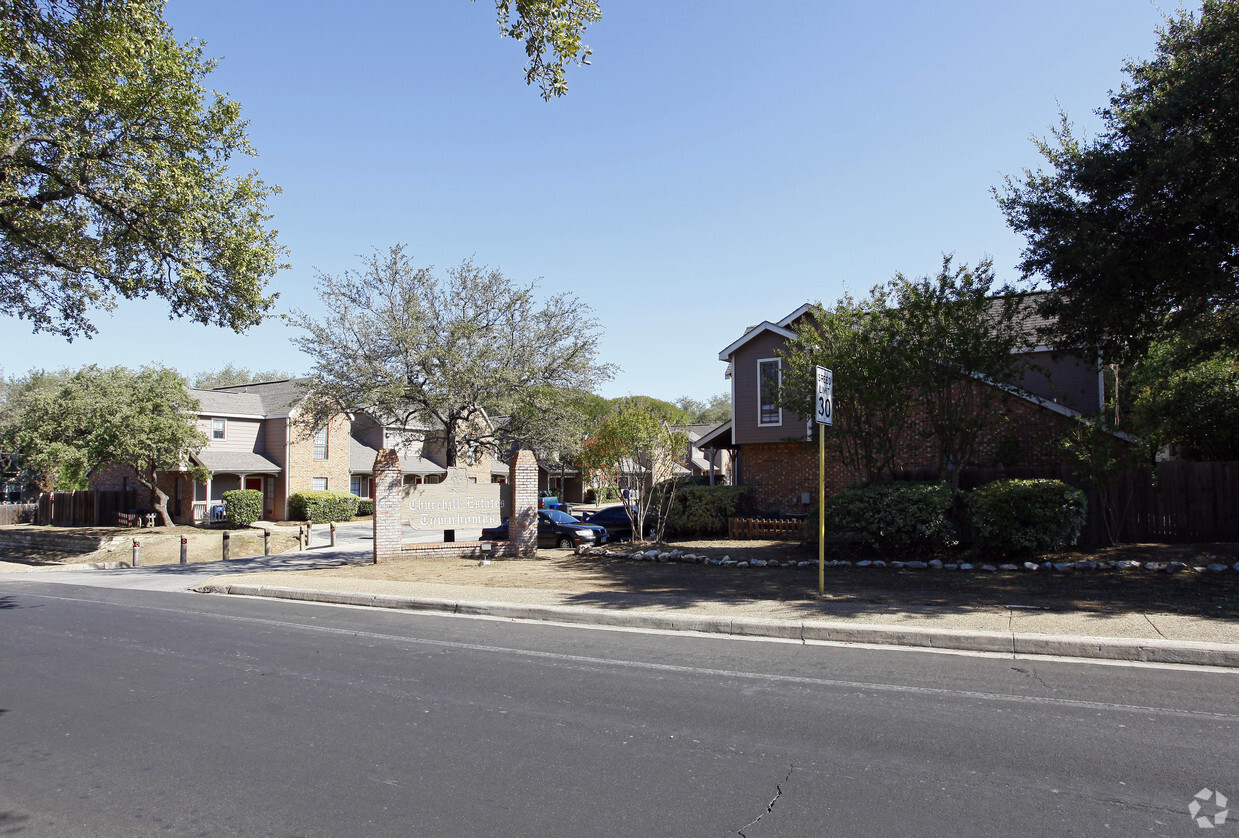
[372, 449, 538, 562]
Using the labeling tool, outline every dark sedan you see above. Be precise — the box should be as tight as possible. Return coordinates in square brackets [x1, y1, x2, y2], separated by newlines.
[481, 509, 608, 549]
[582, 505, 652, 542]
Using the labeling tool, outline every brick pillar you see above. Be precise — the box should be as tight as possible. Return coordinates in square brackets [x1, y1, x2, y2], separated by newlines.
[372, 449, 403, 563]
[509, 449, 538, 557]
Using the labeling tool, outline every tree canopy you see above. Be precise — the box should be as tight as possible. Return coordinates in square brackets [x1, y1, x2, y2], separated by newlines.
[192, 363, 294, 390]
[0, 365, 207, 523]
[779, 257, 1033, 486]
[486, 0, 602, 100]
[0, 0, 285, 340]
[996, 1, 1239, 362]
[293, 245, 614, 467]
[674, 393, 730, 425]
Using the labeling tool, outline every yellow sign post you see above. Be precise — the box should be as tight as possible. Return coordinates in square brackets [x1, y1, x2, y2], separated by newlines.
[814, 366, 832, 596]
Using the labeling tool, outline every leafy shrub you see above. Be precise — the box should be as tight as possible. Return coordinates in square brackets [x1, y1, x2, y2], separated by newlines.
[664, 485, 753, 537]
[584, 486, 621, 504]
[288, 490, 359, 523]
[355, 498, 374, 516]
[221, 489, 263, 527]
[805, 481, 957, 553]
[968, 479, 1086, 554]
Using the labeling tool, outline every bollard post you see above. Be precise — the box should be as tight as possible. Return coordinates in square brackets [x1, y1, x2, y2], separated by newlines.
[263, 528, 270, 556]
[132, 539, 140, 567]
[330, 521, 337, 548]
[180, 536, 187, 564]
[306, 522, 312, 549]
[298, 525, 305, 550]
[222, 530, 230, 560]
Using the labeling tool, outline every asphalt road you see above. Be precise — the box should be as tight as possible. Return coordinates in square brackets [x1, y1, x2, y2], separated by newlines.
[1, 580, 1236, 837]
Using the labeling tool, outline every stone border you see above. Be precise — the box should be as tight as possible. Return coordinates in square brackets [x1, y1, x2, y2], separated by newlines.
[581, 546, 1239, 576]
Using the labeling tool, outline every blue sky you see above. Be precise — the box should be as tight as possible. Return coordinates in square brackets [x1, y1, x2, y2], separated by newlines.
[6, 1, 1189, 402]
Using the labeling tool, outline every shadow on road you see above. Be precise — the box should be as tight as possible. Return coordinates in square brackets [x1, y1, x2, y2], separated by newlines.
[556, 542, 1239, 621]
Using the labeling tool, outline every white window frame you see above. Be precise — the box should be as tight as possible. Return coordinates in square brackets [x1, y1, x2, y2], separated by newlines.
[312, 426, 328, 460]
[757, 358, 782, 427]
[212, 417, 227, 440]
[312, 477, 328, 491]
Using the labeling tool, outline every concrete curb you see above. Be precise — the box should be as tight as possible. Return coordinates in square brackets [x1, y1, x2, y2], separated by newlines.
[199, 583, 1239, 668]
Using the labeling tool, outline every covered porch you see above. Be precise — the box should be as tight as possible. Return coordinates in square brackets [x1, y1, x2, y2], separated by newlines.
[190, 451, 281, 523]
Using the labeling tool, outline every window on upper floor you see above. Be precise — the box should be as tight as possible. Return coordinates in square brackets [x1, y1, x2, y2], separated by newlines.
[758, 359, 781, 426]
[212, 417, 226, 440]
[313, 426, 328, 459]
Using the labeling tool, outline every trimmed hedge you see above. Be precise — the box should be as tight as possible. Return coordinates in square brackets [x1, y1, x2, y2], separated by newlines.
[288, 490, 359, 523]
[356, 498, 374, 517]
[805, 481, 957, 553]
[664, 485, 752, 537]
[221, 489, 264, 527]
[968, 479, 1086, 554]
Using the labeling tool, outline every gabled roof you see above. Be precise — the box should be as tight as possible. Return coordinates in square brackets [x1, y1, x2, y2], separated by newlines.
[695, 420, 734, 449]
[188, 388, 267, 418]
[207, 378, 310, 418]
[717, 321, 796, 361]
[192, 450, 281, 473]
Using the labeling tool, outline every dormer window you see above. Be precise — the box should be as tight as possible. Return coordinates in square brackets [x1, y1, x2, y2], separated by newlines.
[758, 359, 781, 426]
[212, 418, 227, 440]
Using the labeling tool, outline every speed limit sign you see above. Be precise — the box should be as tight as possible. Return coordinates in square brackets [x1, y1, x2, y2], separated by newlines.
[815, 366, 833, 426]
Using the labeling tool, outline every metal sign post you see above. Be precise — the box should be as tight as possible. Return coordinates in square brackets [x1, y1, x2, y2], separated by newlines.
[815, 366, 833, 596]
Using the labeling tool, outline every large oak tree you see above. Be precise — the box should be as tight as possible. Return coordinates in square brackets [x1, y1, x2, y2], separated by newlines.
[997, 0, 1239, 363]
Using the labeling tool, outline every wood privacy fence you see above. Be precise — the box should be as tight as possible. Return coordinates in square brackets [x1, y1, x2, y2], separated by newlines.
[0, 503, 36, 525]
[36, 490, 138, 527]
[729, 517, 804, 540]
[888, 461, 1239, 545]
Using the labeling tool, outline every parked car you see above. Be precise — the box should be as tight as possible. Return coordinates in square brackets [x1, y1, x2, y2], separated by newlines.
[582, 505, 652, 542]
[481, 509, 608, 549]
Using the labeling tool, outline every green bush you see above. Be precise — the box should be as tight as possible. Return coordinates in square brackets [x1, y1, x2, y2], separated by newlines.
[356, 498, 374, 516]
[584, 486, 621, 504]
[968, 479, 1087, 555]
[664, 485, 752, 537]
[221, 489, 263, 527]
[805, 481, 957, 553]
[288, 490, 359, 523]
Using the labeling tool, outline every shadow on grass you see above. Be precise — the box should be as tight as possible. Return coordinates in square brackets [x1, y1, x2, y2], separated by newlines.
[557, 541, 1239, 621]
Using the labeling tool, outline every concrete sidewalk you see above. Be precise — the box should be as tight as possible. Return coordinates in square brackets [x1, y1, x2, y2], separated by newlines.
[196, 557, 1239, 669]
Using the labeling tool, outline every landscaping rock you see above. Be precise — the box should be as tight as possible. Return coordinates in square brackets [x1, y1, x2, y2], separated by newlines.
[943, 563, 957, 570]
[1166, 561, 1187, 574]
[1116, 560, 1141, 570]
[890, 561, 906, 569]
[980, 564, 996, 572]
[1023, 562, 1040, 571]
[904, 561, 928, 569]
[1053, 562, 1075, 572]
[1207, 563, 1229, 573]
[872, 560, 886, 568]
[856, 560, 872, 568]
[1076, 561, 1097, 571]
[928, 559, 944, 570]
[957, 563, 972, 571]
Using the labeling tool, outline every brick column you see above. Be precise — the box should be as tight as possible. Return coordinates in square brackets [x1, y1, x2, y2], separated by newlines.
[508, 449, 538, 557]
[372, 449, 403, 563]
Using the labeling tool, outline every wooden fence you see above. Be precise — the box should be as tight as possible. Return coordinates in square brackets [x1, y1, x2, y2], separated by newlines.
[0, 503, 36, 525]
[36, 490, 138, 527]
[729, 517, 804, 540]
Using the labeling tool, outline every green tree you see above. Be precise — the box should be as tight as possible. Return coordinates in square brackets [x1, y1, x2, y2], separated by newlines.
[0, 0, 285, 340]
[577, 397, 689, 542]
[0, 365, 207, 522]
[779, 257, 1033, 486]
[674, 393, 731, 425]
[485, 0, 602, 100]
[779, 292, 915, 483]
[1128, 340, 1239, 461]
[890, 257, 1032, 485]
[70, 365, 208, 526]
[293, 245, 614, 468]
[0, 368, 85, 491]
[996, 1, 1239, 362]
[192, 363, 294, 390]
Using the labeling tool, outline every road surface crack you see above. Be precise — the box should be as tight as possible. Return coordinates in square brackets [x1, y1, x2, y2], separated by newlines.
[737, 763, 793, 837]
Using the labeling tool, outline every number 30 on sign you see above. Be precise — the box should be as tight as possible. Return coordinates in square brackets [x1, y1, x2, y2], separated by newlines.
[815, 366, 833, 426]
